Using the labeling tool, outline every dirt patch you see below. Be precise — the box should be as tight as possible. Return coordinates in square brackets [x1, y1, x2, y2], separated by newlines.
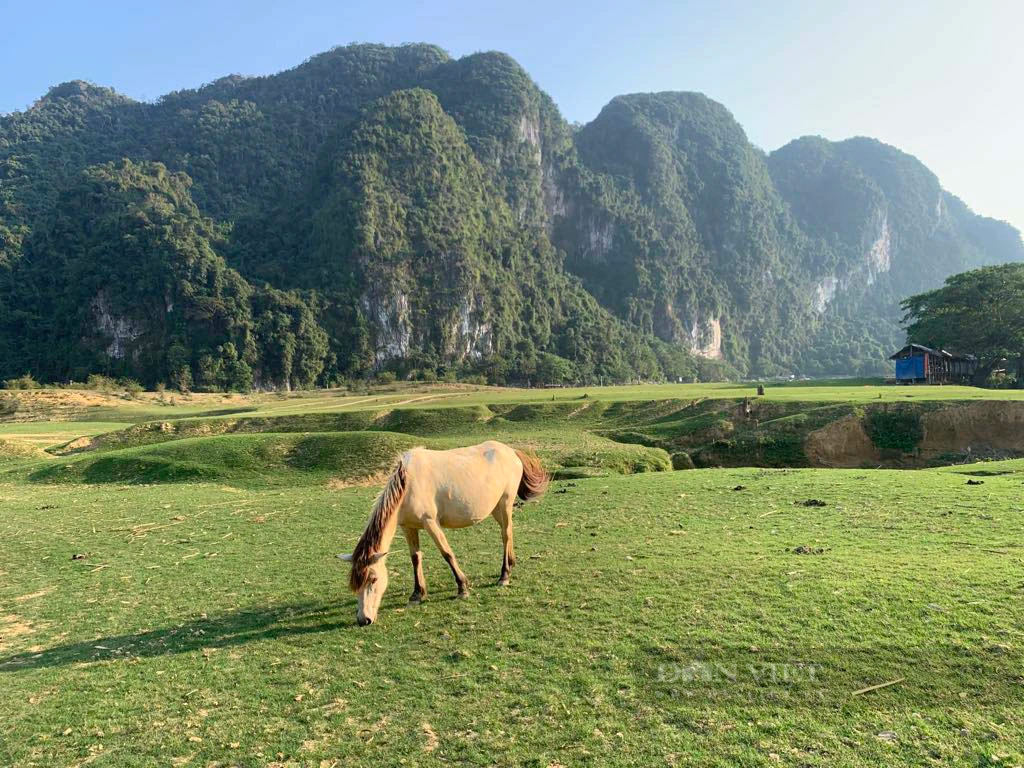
[805, 415, 881, 468]
[58, 436, 94, 453]
[0, 614, 34, 651]
[14, 586, 55, 602]
[326, 471, 391, 491]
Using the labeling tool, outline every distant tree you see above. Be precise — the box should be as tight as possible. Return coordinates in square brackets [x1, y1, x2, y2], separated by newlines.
[535, 352, 576, 386]
[901, 264, 1024, 384]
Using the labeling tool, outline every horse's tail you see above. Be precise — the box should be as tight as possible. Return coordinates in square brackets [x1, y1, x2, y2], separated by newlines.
[349, 457, 408, 592]
[515, 449, 549, 502]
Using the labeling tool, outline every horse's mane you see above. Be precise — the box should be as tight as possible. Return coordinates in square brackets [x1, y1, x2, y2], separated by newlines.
[515, 449, 549, 501]
[349, 458, 408, 592]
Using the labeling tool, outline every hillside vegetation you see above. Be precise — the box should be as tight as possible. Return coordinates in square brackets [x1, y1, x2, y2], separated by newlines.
[2, 44, 1021, 387]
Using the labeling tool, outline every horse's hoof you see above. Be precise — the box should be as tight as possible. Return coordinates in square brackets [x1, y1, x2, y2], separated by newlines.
[457, 590, 470, 599]
[497, 579, 510, 587]
[409, 594, 424, 605]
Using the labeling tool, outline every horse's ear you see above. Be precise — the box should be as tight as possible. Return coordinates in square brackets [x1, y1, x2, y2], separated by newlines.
[369, 551, 388, 564]
[337, 553, 353, 561]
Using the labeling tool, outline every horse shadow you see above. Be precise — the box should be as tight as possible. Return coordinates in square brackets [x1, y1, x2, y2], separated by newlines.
[0, 602, 353, 672]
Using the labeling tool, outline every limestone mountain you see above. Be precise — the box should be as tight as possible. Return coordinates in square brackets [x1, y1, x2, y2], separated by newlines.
[1, 43, 1020, 387]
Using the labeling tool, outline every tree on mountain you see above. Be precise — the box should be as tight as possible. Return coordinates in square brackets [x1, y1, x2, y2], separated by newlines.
[901, 264, 1024, 384]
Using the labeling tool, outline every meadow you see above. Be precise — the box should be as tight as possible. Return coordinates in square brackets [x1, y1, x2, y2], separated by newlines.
[1, 383, 1023, 766]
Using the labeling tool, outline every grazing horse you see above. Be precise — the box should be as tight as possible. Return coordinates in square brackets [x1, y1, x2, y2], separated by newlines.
[338, 441, 548, 626]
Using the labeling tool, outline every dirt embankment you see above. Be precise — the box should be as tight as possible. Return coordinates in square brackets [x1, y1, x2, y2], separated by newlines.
[805, 401, 1024, 468]
[919, 401, 1024, 460]
[805, 415, 881, 468]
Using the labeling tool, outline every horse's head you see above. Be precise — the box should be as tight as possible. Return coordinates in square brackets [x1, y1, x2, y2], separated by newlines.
[338, 551, 389, 625]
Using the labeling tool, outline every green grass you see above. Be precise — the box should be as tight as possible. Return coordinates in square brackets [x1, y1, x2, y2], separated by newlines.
[2, 467, 1022, 766]
[2, 384, 1024, 766]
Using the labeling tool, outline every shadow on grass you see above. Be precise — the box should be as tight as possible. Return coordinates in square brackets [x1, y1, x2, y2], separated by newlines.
[0, 602, 353, 672]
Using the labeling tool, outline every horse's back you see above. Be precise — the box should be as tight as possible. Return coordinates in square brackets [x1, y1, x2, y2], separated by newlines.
[401, 441, 521, 527]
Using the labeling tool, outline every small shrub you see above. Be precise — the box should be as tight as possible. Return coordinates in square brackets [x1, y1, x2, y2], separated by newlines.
[3, 373, 40, 390]
[119, 378, 144, 396]
[0, 394, 20, 416]
[984, 371, 1016, 389]
[671, 451, 695, 470]
[86, 374, 119, 392]
[376, 371, 397, 385]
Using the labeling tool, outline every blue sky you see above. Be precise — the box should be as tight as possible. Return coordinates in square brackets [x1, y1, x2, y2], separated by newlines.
[2, 0, 1022, 231]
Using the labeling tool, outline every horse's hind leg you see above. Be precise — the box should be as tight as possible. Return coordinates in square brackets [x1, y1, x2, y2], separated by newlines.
[422, 518, 470, 598]
[402, 526, 427, 604]
[492, 496, 515, 586]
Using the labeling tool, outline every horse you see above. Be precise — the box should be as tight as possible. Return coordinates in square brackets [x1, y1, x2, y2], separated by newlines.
[338, 440, 549, 626]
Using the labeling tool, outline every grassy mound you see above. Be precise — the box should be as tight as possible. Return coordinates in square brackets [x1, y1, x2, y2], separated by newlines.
[554, 442, 671, 474]
[63, 412, 378, 453]
[372, 405, 494, 435]
[30, 432, 424, 486]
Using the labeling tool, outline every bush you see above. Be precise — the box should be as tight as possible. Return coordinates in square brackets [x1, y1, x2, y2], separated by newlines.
[170, 366, 193, 393]
[671, 451, 695, 470]
[119, 378, 145, 395]
[984, 370, 1017, 389]
[0, 394, 20, 416]
[376, 371, 397, 385]
[3, 374, 41, 390]
[86, 374, 119, 392]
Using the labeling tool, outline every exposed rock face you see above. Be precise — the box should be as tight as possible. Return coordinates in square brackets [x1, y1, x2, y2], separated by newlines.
[583, 215, 614, 260]
[92, 292, 142, 359]
[518, 112, 541, 157]
[364, 292, 411, 364]
[865, 211, 892, 281]
[452, 297, 493, 360]
[541, 160, 567, 223]
[686, 316, 723, 359]
[812, 276, 840, 314]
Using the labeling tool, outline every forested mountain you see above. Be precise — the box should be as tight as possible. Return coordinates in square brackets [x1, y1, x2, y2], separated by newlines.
[1, 43, 1020, 388]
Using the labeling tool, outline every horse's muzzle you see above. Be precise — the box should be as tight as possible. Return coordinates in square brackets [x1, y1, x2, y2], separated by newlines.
[357, 616, 373, 626]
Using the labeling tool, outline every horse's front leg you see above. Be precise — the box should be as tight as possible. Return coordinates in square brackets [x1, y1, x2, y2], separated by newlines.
[422, 518, 470, 598]
[402, 526, 427, 604]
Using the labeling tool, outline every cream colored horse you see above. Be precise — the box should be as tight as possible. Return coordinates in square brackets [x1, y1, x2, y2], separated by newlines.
[338, 441, 548, 625]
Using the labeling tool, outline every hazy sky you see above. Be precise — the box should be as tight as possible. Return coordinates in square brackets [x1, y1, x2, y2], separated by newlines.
[2, 0, 1021, 232]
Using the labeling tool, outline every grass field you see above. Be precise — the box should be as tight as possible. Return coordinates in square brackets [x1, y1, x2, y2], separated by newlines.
[2, 384, 1023, 766]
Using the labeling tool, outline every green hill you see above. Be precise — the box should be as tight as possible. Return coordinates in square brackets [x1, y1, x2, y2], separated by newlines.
[1, 44, 1020, 386]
